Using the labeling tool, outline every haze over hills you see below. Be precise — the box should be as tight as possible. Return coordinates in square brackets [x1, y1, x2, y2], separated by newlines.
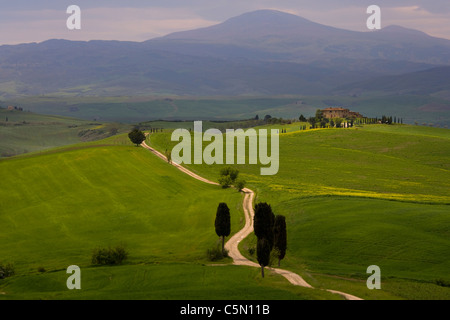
[0, 9, 449, 98]
[155, 10, 450, 64]
[335, 66, 450, 96]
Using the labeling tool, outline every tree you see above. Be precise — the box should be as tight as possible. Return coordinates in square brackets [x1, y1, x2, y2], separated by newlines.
[215, 203, 231, 255]
[257, 238, 271, 278]
[128, 129, 146, 146]
[218, 175, 233, 188]
[273, 215, 287, 267]
[253, 202, 275, 250]
[218, 166, 239, 188]
[264, 114, 272, 121]
[307, 117, 316, 129]
[299, 114, 306, 122]
[235, 179, 246, 191]
[220, 167, 239, 181]
[315, 109, 324, 122]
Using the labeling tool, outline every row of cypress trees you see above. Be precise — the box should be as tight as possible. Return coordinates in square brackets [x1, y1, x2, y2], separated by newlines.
[215, 202, 287, 278]
[254, 203, 287, 277]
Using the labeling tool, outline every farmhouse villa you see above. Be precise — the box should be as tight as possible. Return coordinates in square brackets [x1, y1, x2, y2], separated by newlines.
[322, 107, 363, 119]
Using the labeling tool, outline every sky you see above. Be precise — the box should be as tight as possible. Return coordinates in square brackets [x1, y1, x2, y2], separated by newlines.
[1, 0, 450, 45]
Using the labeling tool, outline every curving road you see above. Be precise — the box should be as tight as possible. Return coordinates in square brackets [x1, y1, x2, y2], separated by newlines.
[141, 137, 362, 300]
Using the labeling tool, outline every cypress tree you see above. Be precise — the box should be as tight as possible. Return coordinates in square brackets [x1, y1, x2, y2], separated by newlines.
[215, 203, 231, 255]
[254, 202, 275, 250]
[257, 238, 271, 278]
[273, 215, 287, 267]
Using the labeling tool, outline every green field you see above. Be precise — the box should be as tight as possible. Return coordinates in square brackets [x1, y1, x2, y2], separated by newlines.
[0, 109, 131, 158]
[0, 134, 338, 300]
[1, 121, 449, 300]
[149, 123, 450, 299]
[5, 94, 449, 126]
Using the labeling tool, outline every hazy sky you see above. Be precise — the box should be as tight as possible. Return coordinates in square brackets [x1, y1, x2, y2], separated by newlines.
[1, 0, 450, 45]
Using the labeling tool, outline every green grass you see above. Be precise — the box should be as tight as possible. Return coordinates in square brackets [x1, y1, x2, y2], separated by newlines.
[5, 93, 449, 127]
[2, 123, 449, 299]
[5, 96, 300, 123]
[148, 123, 450, 299]
[0, 263, 340, 300]
[239, 197, 450, 300]
[0, 140, 243, 272]
[0, 134, 339, 300]
[0, 109, 131, 157]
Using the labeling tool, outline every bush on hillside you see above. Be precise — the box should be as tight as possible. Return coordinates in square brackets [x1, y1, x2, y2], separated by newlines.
[206, 245, 229, 261]
[218, 175, 233, 189]
[0, 263, 15, 279]
[128, 129, 146, 146]
[235, 179, 246, 191]
[91, 245, 129, 265]
[218, 166, 239, 188]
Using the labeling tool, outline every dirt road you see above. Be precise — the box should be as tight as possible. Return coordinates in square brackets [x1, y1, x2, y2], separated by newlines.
[140, 137, 362, 300]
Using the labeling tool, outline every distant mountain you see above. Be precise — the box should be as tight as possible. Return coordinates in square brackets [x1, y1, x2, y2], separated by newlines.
[152, 10, 450, 65]
[159, 10, 353, 44]
[1, 9, 450, 98]
[335, 66, 450, 95]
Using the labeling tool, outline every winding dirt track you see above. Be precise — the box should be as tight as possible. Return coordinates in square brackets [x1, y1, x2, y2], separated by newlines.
[140, 138, 362, 300]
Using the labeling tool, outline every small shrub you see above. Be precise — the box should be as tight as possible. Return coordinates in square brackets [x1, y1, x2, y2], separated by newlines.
[206, 246, 228, 261]
[0, 263, 15, 279]
[91, 245, 129, 265]
[37, 267, 46, 273]
[435, 278, 450, 288]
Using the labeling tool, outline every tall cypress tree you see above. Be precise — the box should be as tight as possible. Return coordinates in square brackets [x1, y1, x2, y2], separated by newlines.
[215, 203, 231, 255]
[254, 202, 276, 277]
[273, 215, 287, 267]
[254, 202, 275, 250]
[257, 238, 271, 278]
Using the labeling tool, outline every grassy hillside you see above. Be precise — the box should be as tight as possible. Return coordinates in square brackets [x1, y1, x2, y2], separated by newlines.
[149, 123, 450, 299]
[0, 108, 130, 158]
[5, 94, 449, 127]
[0, 134, 338, 300]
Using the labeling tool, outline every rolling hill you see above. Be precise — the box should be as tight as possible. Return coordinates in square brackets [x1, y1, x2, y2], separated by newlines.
[335, 65, 450, 96]
[1, 134, 341, 300]
[149, 123, 450, 300]
[1, 10, 449, 98]
[1, 122, 449, 300]
[0, 107, 131, 158]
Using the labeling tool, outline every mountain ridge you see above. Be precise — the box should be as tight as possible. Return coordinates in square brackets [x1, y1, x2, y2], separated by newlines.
[0, 9, 449, 98]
